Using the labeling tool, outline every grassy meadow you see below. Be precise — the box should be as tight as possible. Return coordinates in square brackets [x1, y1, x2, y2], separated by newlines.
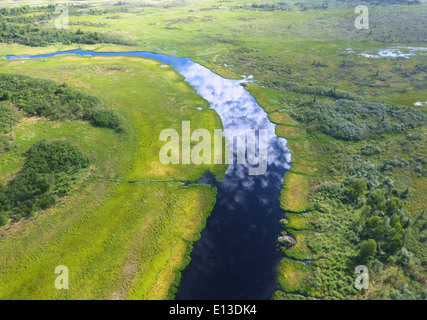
[0, 54, 226, 299]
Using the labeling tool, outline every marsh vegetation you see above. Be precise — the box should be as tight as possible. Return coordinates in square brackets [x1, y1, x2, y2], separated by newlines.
[0, 0, 425, 300]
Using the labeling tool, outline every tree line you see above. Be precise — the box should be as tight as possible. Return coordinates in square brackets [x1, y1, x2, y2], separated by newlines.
[0, 5, 135, 47]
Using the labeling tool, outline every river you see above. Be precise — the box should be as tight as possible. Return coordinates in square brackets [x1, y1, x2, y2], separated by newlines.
[7, 50, 291, 300]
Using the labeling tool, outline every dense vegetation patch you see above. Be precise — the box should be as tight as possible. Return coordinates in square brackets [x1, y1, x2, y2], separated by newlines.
[320, 163, 409, 259]
[0, 139, 89, 225]
[305, 147, 427, 299]
[276, 82, 359, 101]
[275, 88, 426, 299]
[0, 23, 130, 47]
[231, 2, 292, 11]
[294, 1, 329, 11]
[85, 109, 121, 129]
[291, 99, 426, 141]
[0, 5, 135, 47]
[0, 74, 120, 129]
[0, 102, 17, 152]
[0, 102, 16, 133]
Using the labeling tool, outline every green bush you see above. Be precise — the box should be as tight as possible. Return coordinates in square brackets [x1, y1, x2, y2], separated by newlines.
[0, 139, 89, 222]
[345, 178, 367, 202]
[359, 239, 378, 261]
[0, 73, 120, 130]
[24, 139, 90, 173]
[0, 211, 7, 227]
[0, 102, 16, 133]
[360, 144, 382, 156]
[90, 109, 120, 129]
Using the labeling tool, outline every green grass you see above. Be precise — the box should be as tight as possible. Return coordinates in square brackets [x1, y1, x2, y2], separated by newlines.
[0, 180, 217, 299]
[285, 212, 316, 231]
[0, 55, 226, 299]
[280, 171, 312, 212]
[275, 258, 320, 298]
[283, 230, 316, 261]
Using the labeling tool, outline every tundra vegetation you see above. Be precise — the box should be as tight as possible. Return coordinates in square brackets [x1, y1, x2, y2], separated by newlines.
[0, 0, 425, 300]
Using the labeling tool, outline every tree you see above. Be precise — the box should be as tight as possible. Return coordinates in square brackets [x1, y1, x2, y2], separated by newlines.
[0, 212, 7, 226]
[346, 178, 367, 201]
[91, 110, 120, 129]
[359, 239, 377, 261]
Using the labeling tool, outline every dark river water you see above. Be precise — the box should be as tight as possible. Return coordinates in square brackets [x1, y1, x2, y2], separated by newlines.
[7, 50, 291, 300]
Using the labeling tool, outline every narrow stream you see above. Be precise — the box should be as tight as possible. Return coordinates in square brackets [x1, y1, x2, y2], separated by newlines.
[7, 50, 291, 300]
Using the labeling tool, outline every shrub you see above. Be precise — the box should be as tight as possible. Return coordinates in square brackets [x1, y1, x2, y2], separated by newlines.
[360, 144, 381, 156]
[0, 139, 89, 222]
[359, 239, 377, 261]
[345, 178, 367, 202]
[386, 156, 410, 168]
[0, 102, 16, 133]
[91, 109, 120, 129]
[24, 139, 89, 173]
[0, 211, 7, 226]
